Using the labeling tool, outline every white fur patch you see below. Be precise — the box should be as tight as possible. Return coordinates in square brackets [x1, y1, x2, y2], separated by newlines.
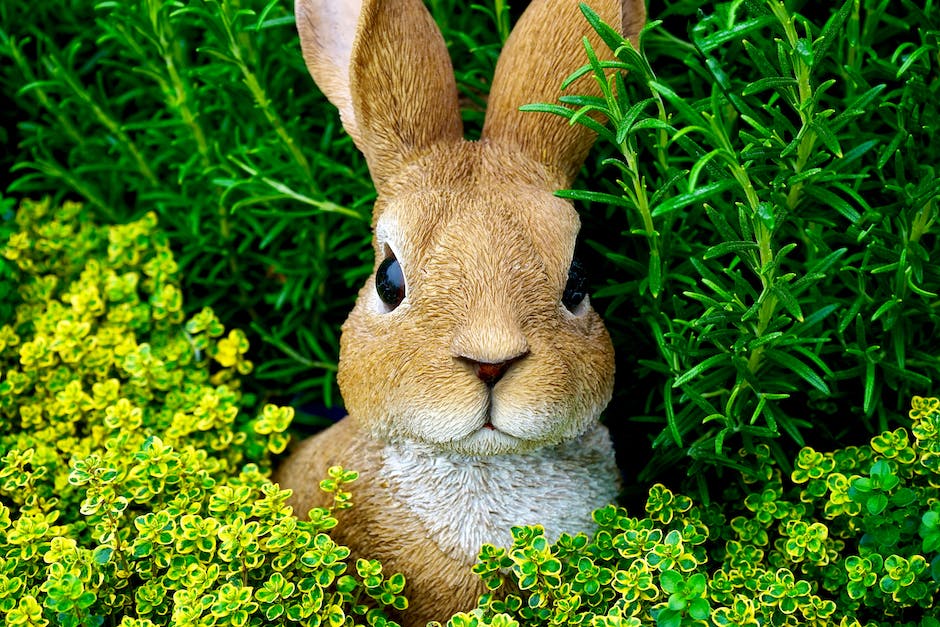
[381, 423, 620, 563]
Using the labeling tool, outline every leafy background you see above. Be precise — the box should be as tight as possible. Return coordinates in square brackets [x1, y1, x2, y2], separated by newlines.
[2, 0, 940, 625]
[1, 0, 939, 503]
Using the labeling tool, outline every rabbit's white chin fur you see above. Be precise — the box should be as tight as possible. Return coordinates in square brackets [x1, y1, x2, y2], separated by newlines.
[370, 389, 609, 456]
[439, 424, 529, 457]
[374, 420, 573, 456]
[440, 407, 602, 457]
[380, 422, 620, 562]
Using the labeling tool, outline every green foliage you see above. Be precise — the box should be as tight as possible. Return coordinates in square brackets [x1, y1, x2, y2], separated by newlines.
[539, 0, 940, 485]
[442, 396, 940, 627]
[3, 1, 940, 621]
[3, 0, 940, 623]
[0, 198, 406, 626]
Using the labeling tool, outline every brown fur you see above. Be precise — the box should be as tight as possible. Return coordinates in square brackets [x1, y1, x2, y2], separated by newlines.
[277, 0, 646, 624]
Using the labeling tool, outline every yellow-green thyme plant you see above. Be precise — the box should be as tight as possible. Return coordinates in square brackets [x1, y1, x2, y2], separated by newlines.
[0, 198, 406, 627]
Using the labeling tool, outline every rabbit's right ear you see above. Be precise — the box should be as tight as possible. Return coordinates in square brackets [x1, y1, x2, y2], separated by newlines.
[295, 0, 463, 188]
[482, 0, 645, 187]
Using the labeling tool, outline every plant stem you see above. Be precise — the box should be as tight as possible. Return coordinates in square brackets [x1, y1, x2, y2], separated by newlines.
[6, 35, 84, 146]
[910, 199, 936, 244]
[217, 1, 315, 188]
[46, 54, 159, 186]
[153, 0, 211, 165]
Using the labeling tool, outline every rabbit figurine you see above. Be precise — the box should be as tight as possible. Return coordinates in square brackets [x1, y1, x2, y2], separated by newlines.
[274, 0, 645, 624]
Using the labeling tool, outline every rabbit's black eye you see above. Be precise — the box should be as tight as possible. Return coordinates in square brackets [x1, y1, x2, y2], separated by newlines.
[376, 255, 405, 309]
[562, 257, 588, 312]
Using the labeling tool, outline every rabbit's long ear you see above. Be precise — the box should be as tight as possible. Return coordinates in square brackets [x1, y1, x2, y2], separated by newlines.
[482, 0, 644, 186]
[295, 0, 463, 187]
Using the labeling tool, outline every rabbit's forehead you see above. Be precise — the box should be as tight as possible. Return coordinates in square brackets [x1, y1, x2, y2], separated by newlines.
[374, 188, 579, 272]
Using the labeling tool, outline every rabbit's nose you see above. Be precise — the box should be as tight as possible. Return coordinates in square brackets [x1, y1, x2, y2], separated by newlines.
[462, 353, 529, 387]
[450, 311, 529, 384]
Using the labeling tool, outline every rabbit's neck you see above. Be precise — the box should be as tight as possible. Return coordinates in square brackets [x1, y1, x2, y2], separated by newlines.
[380, 423, 619, 563]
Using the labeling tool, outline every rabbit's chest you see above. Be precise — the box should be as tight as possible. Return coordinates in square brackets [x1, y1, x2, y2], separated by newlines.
[379, 424, 619, 562]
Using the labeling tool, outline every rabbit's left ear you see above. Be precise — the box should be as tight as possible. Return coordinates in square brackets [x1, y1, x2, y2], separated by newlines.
[296, 0, 464, 188]
[482, 0, 645, 187]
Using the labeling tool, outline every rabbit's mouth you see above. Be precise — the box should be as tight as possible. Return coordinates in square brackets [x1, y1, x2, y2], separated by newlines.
[481, 393, 498, 431]
[402, 379, 602, 455]
[436, 394, 526, 453]
[470, 388, 540, 441]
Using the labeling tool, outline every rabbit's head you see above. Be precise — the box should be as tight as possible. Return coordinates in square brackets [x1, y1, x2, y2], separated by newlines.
[297, 0, 644, 456]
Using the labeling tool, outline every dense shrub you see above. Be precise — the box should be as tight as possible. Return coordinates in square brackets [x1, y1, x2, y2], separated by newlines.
[0, 198, 406, 626]
[555, 0, 940, 488]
